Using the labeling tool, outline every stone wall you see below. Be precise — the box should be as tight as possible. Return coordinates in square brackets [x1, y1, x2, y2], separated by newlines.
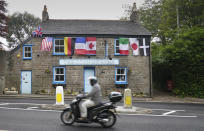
[6, 37, 151, 96]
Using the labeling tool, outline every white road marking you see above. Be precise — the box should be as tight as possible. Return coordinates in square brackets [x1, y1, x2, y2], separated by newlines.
[4, 103, 42, 105]
[0, 106, 61, 112]
[151, 109, 185, 111]
[0, 103, 198, 118]
[0, 103, 9, 106]
[119, 113, 197, 118]
[163, 110, 176, 115]
[27, 107, 39, 109]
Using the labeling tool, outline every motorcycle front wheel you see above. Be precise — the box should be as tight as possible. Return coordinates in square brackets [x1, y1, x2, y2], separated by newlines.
[60, 109, 75, 125]
[100, 111, 117, 128]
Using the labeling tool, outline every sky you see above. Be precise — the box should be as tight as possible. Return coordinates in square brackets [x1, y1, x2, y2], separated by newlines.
[1, 0, 146, 50]
[6, 0, 145, 20]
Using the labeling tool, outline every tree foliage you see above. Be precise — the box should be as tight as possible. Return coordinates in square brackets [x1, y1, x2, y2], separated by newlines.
[122, 0, 204, 97]
[0, 0, 8, 39]
[163, 27, 204, 97]
[6, 12, 41, 47]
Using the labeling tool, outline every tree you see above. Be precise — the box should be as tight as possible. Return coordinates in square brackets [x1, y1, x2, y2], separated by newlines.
[122, 0, 204, 44]
[6, 12, 41, 47]
[138, 0, 162, 41]
[0, 0, 8, 43]
[163, 27, 204, 97]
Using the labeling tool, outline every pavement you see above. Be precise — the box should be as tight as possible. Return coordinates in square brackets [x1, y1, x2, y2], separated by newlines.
[0, 90, 204, 114]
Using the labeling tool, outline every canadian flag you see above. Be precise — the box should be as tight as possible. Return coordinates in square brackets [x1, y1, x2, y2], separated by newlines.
[86, 37, 96, 55]
[129, 38, 139, 56]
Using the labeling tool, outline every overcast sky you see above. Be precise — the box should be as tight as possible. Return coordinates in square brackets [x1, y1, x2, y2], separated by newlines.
[6, 0, 145, 20]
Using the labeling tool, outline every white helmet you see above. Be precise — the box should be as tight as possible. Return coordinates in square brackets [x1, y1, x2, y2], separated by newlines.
[88, 76, 97, 85]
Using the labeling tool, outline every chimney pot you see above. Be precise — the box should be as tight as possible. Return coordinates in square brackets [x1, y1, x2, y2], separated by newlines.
[42, 5, 49, 22]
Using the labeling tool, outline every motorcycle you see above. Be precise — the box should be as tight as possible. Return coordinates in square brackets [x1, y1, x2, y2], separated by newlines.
[60, 92, 122, 128]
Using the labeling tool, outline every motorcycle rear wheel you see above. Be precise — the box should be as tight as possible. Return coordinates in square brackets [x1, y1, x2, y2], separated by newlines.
[60, 109, 75, 125]
[100, 111, 116, 128]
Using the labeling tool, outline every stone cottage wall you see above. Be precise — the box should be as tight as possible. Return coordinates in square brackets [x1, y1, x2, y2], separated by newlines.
[6, 37, 151, 96]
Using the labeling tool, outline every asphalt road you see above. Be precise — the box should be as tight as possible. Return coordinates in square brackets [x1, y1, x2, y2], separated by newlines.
[0, 98, 204, 131]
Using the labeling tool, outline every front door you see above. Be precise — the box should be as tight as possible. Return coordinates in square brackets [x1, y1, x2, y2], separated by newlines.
[21, 71, 32, 94]
[84, 67, 95, 93]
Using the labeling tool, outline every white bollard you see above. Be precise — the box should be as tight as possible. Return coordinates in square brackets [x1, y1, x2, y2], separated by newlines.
[124, 88, 132, 108]
[56, 86, 64, 105]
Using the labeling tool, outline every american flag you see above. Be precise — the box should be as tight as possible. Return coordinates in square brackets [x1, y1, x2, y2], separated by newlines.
[41, 37, 53, 51]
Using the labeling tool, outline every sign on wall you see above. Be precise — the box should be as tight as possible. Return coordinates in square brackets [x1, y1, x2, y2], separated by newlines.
[59, 59, 119, 66]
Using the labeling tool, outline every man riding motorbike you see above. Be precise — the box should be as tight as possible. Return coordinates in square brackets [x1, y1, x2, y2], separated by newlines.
[79, 76, 102, 120]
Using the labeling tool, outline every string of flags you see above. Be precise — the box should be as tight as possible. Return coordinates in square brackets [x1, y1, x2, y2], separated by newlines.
[32, 26, 43, 37]
[40, 37, 150, 56]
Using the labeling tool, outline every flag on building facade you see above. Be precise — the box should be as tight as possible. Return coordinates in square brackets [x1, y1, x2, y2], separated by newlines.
[129, 38, 139, 56]
[86, 37, 96, 55]
[41, 37, 53, 51]
[139, 38, 150, 56]
[71, 38, 76, 56]
[119, 38, 129, 55]
[64, 37, 72, 55]
[32, 26, 43, 37]
[75, 37, 87, 55]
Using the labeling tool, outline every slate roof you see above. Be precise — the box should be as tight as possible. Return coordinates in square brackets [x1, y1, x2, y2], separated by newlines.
[40, 19, 151, 36]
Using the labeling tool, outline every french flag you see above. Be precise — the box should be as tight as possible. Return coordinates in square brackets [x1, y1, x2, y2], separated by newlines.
[86, 37, 96, 55]
[75, 37, 87, 55]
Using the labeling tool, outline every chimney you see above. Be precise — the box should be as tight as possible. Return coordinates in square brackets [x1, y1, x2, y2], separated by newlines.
[130, 2, 138, 23]
[42, 5, 49, 22]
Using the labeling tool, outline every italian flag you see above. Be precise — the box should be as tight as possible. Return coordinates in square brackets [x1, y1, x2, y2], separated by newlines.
[119, 38, 129, 55]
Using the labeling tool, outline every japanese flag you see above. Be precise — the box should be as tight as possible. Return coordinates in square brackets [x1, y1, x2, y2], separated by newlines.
[129, 38, 139, 56]
[86, 37, 96, 55]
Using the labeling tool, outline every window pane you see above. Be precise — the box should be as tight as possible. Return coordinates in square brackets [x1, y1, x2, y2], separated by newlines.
[116, 47, 119, 53]
[60, 40, 64, 45]
[117, 69, 121, 74]
[121, 69, 125, 74]
[55, 40, 59, 45]
[25, 53, 28, 57]
[60, 68, 64, 74]
[28, 53, 31, 57]
[55, 75, 60, 81]
[60, 75, 64, 81]
[59, 47, 64, 53]
[27, 47, 31, 51]
[121, 75, 125, 81]
[116, 40, 119, 46]
[56, 68, 60, 74]
[117, 75, 120, 81]
[55, 47, 60, 52]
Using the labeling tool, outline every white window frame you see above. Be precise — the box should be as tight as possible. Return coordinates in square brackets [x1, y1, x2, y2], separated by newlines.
[53, 38, 65, 55]
[53, 67, 66, 84]
[23, 46, 32, 59]
[115, 67, 128, 84]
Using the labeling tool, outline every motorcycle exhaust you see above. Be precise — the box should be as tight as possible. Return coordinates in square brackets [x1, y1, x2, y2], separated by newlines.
[98, 118, 109, 123]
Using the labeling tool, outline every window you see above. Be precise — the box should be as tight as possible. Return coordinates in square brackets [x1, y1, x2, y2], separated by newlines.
[115, 67, 128, 84]
[114, 39, 120, 55]
[53, 67, 66, 84]
[53, 38, 64, 55]
[23, 45, 32, 59]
